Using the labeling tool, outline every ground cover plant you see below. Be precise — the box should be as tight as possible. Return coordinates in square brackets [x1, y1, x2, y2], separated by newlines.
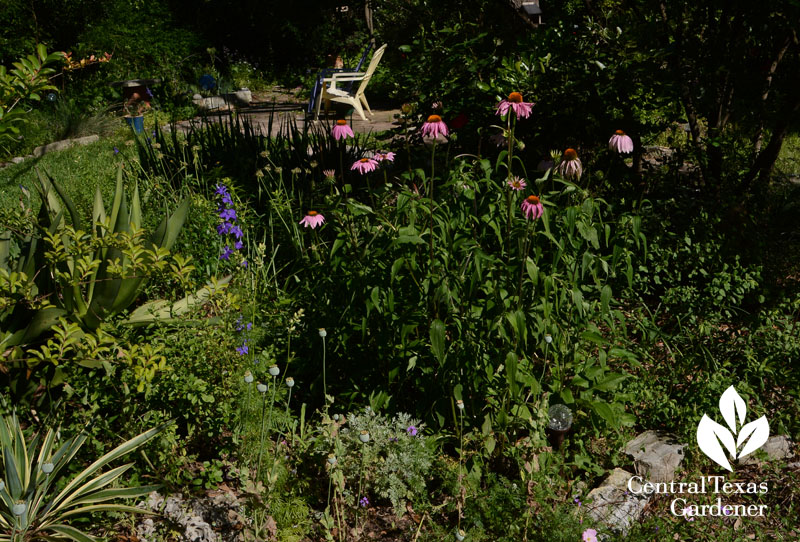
[1, 1, 800, 541]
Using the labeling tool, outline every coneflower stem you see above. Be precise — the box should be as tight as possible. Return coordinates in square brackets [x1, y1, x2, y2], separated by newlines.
[429, 142, 436, 272]
[322, 333, 328, 407]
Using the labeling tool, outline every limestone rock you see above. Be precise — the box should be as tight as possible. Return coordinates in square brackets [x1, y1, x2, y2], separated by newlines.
[625, 430, 685, 483]
[586, 468, 649, 536]
[33, 134, 99, 157]
[739, 435, 794, 465]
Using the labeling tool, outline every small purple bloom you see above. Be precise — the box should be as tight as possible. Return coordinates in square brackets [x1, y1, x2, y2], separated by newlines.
[146, 87, 154, 98]
[219, 208, 237, 221]
[234, 240, 243, 250]
[407, 425, 418, 437]
[221, 194, 233, 206]
[359, 496, 369, 507]
[240, 260, 248, 268]
[215, 184, 229, 196]
[246, 322, 253, 331]
[217, 222, 232, 235]
[236, 344, 249, 355]
[220, 246, 234, 260]
[229, 225, 243, 239]
[113, 147, 119, 154]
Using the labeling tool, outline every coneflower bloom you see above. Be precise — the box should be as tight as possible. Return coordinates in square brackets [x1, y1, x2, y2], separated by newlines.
[299, 210, 325, 229]
[557, 148, 582, 181]
[331, 119, 354, 141]
[521, 195, 544, 220]
[496, 92, 534, 119]
[421, 115, 448, 139]
[507, 176, 527, 191]
[374, 151, 396, 162]
[608, 130, 634, 153]
[351, 157, 379, 174]
[323, 169, 336, 179]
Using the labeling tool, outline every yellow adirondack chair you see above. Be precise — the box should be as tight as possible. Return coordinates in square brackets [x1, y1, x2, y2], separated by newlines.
[315, 44, 387, 121]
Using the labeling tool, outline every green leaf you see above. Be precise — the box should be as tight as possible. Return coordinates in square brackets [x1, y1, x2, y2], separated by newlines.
[591, 401, 618, 428]
[430, 319, 446, 365]
[594, 372, 628, 392]
[505, 352, 519, 399]
[600, 284, 612, 315]
[559, 388, 574, 404]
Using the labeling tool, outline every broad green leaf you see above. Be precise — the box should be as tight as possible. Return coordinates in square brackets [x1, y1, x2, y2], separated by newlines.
[430, 319, 446, 365]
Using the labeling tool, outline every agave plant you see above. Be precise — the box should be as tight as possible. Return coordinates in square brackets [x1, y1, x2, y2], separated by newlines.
[0, 411, 166, 541]
[0, 168, 190, 349]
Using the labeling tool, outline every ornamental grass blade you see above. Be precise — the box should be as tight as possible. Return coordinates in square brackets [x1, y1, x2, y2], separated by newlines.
[47, 464, 134, 515]
[68, 485, 161, 506]
[46, 524, 99, 542]
[54, 503, 153, 522]
[48, 423, 166, 513]
[42, 171, 82, 230]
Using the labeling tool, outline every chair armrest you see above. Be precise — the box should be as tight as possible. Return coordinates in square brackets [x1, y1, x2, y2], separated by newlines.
[323, 72, 366, 90]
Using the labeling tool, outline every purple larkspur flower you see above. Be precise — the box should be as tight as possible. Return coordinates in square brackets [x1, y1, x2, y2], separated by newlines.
[113, 147, 119, 154]
[407, 425, 418, 436]
[359, 496, 369, 507]
[215, 184, 229, 196]
[220, 246, 234, 260]
[229, 225, 243, 239]
[240, 260, 248, 268]
[236, 343, 249, 355]
[234, 240, 244, 250]
[219, 208, 237, 221]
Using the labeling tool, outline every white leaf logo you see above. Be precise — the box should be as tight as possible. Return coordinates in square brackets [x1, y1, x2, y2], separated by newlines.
[696, 386, 769, 471]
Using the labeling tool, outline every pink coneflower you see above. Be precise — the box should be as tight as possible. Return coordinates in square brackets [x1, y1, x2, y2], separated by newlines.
[507, 176, 527, 191]
[521, 195, 544, 220]
[374, 151, 396, 162]
[496, 92, 534, 119]
[331, 119, 354, 141]
[557, 148, 582, 181]
[608, 130, 634, 153]
[323, 169, 336, 179]
[299, 210, 325, 229]
[351, 157, 379, 174]
[582, 528, 598, 542]
[421, 114, 448, 139]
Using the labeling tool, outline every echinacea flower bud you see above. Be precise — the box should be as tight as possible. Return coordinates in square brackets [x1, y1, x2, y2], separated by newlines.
[257, 383, 268, 393]
[319, 328, 327, 338]
[13, 502, 26, 516]
[244, 371, 254, 383]
[286, 377, 295, 388]
[359, 430, 371, 443]
[269, 365, 280, 377]
[41, 462, 54, 474]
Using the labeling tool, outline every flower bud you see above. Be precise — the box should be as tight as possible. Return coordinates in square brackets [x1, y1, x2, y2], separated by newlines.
[13, 502, 26, 516]
[545, 334, 553, 344]
[286, 377, 295, 388]
[257, 383, 268, 393]
[327, 454, 337, 465]
[41, 462, 54, 474]
[455, 529, 466, 541]
[359, 430, 370, 443]
[269, 365, 280, 377]
[319, 328, 327, 338]
[456, 399, 464, 411]
[244, 370, 254, 383]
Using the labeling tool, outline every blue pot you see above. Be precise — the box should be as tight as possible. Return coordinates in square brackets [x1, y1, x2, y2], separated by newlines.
[125, 115, 145, 134]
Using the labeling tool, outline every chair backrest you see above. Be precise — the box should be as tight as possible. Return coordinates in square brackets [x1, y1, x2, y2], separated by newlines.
[354, 44, 387, 97]
[354, 43, 373, 72]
